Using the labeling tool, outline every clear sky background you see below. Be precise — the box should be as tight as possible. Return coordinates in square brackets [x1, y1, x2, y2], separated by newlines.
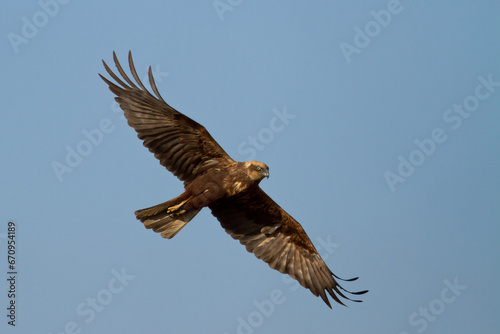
[1, 1, 499, 333]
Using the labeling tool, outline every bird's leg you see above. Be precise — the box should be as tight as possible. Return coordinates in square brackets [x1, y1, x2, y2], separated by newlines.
[166, 198, 190, 214]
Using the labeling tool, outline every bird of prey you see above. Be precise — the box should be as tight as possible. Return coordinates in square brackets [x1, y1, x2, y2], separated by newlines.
[99, 51, 367, 308]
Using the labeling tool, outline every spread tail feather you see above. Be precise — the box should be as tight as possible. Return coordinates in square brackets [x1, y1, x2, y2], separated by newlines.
[135, 195, 201, 239]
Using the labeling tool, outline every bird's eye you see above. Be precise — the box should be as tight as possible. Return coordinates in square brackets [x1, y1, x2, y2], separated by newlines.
[255, 166, 261, 171]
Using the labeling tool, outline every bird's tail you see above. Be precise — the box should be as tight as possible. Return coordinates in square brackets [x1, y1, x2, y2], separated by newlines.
[135, 194, 201, 239]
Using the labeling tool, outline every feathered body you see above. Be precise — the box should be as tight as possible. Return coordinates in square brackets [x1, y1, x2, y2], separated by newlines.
[100, 52, 367, 308]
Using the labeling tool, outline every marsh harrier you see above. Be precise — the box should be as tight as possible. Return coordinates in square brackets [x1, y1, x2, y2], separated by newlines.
[100, 52, 367, 308]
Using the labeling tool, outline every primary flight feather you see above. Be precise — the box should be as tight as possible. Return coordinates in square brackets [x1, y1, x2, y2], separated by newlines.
[99, 51, 367, 308]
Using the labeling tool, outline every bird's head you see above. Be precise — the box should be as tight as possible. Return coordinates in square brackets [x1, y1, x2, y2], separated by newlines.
[244, 161, 269, 183]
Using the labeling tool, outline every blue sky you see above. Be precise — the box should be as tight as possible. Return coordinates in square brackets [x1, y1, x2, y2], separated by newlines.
[1, 1, 499, 333]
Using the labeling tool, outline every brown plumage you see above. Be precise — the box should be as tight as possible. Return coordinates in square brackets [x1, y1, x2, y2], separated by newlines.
[99, 51, 367, 308]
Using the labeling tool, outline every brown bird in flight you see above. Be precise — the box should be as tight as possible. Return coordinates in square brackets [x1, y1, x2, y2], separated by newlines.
[99, 51, 367, 308]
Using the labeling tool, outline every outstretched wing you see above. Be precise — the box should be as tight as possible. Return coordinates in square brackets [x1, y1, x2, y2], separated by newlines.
[99, 51, 233, 184]
[209, 187, 367, 308]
